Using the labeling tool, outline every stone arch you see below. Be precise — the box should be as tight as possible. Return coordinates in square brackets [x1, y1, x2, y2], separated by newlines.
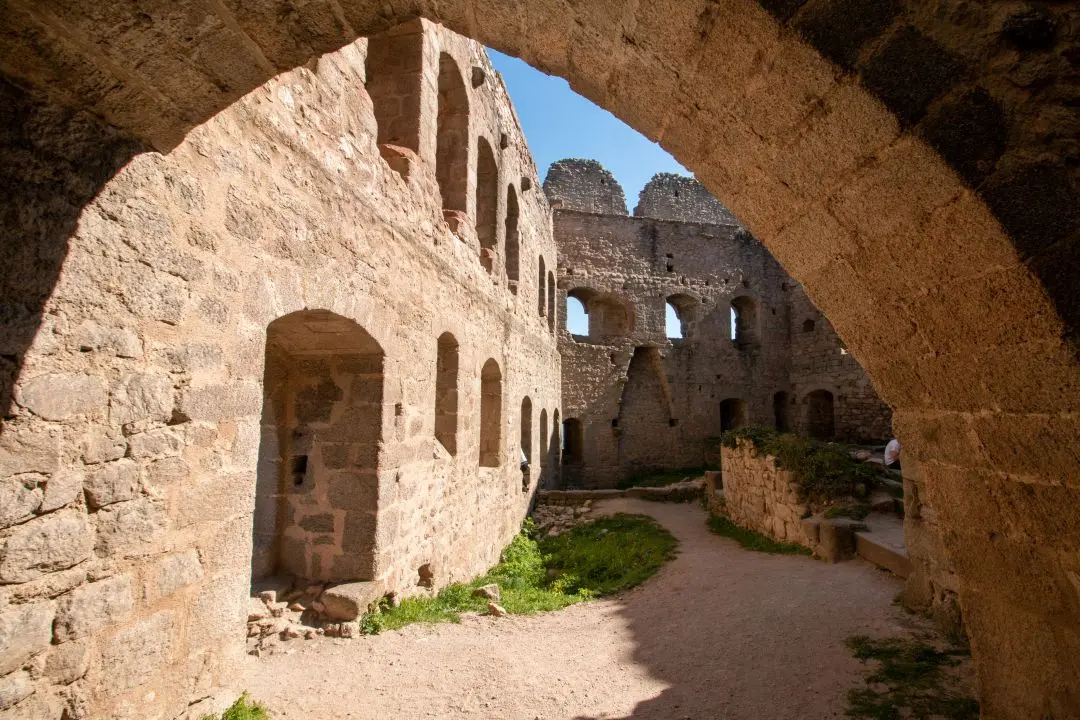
[365, 21, 424, 153]
[475, 136, 499, 272]
[719, 398, 747, 433]
[666, 293, 701, 340]
[547, 270, 556, 333]
[563, 417, 584, 465]
[730, 295, 759, 349]
[538, 407, 549, 484]
[538, 256, 547, 317]
[805, 388, 836, 440]
[550, 408, 562, 488]
[568, 288, 635, 342]
[520, 396, 532, 464]
[479, 359, 502, 467]
[434, 332, 459, 456]
[505, 183, 520, 291]
[3, 0, 1080, 710]
[436, 52, 469, 214]
[254, 310, 383, 584]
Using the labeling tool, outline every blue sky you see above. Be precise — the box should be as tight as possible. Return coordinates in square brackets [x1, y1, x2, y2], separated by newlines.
[489, 50, 688, 336]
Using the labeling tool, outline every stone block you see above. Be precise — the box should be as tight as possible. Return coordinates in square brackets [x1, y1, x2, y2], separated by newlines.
[80, 427, 126, 464]
[816, 519, 864, 563]
[93, 499, 166, 558]
[42, 640, 89, 685]
[54, 574, 135, 641]
[0, 671, 33, 711]
[15, 373, 107, 421]
[109, 372, 175, 426]
[100, 611, 175, 693]
[155, 549, 203, 597]
[84, 459, 138, 509]
[0, 509, 94, 583]
[72, 321, 143, 358]
[0, 477, 43, 529]
[127, 428, 183, 460]
[321, 582, 383, 620]
[40, 470, 84, 513]
[0, 600, 54, 675]
[0, 426, 61, 477]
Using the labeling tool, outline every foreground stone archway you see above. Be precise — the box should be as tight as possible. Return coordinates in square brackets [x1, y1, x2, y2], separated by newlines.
[1, 1, 1077, 716]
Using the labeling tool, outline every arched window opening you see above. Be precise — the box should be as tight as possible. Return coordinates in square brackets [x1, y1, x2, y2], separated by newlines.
[666, 294, 699, 341]
[719, 398, 746, 433]
[539, 409, 549, 475]
[520, 397, 532, 491]
[566, 295, 588, 337]
[436, 53, 469, 213]
[538, 257, 547, 317]
[365, 24, 423, 153]
[479, 359, 502, 467]
[802, 318, 815, 332]
[773, 391, 790, 432]
[806, 390, 835, 440]
[550, 409, 561, 487]
[730, 296, 758, 348]
[505, 184, 520, 291]
[563, 418, 584, 465]
[434, 332, 459, 455]
[547, 271, 556, 333]
[254, 310, 383, 584]
[475, 137, 499, 272]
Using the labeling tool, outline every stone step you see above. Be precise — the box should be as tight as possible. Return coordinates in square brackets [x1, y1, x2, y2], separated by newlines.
[855, 530, 912, 579]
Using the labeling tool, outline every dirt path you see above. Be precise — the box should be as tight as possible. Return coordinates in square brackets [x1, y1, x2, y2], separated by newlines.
[241, 500, 922, 719]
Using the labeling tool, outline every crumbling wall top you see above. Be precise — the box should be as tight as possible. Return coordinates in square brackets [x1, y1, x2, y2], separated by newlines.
[634, 173, 738, 225]
[543, 158, 628, 215]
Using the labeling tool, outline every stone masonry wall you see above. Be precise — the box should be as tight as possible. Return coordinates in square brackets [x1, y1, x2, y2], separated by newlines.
[554, 166, 892, 488]
[544, 158, 628, 216]
[0, 23, 559, 720]
[720, 442, 811, 546]
[634, 173, 738, 225]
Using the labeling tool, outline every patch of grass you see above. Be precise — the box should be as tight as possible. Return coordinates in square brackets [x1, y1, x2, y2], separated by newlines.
[706, 513, 812, 555]
[363, 514, 677, 633]
[721, 426, 885, 503]
[845, 635, 978, 720]
[201, 694, 269, 720]
[617, 466, 710, 489]
[824, 502, 871, 521]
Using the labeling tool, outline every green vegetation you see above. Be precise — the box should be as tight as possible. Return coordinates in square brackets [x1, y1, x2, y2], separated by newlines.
[617, 466, 710, 489]
[706, 513, 812, 555]
[201, 694, 269, 720]
[720, 426, 884, 503]
[363, 515, 677, 633]
[846, 635, 979, 720]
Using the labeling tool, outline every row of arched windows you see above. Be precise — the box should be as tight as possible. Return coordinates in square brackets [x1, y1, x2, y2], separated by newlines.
[720, 390, 835, 439]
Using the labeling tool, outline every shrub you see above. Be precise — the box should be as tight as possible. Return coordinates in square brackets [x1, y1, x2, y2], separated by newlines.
[201, 694, 269, 720]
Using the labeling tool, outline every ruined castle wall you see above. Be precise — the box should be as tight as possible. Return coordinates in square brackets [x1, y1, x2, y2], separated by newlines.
[543, 159, 628, 216]
[0, 23, 559, 720]
[555, 171, 892, 489]
[633, 173, 738, 225]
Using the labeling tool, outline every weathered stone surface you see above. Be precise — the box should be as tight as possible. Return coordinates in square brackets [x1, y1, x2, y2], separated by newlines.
[0, 477, 43, 528]
[155, 549, 203, 597]
[83, 459, 138, 509]
[0, 427, 61, 477]
[100, 611, 175, 692]
[93, 499, 167, 557]
[42, 640, 89, 685]
[472, 583, 500, 601]
[14, 373, 107, 421]
[0, 600, 54, 675]
[72, 321, 143, 358]
[79, 428, 126, 465]
[127, 427, 184, 460]
[108, 373, 174, 426]
[321, 582, 383, 621]
[54, 574, 135, 641]
[40, 470, 84, 513]
[0, 671, 34, 711]
[0, 510, 94, 583]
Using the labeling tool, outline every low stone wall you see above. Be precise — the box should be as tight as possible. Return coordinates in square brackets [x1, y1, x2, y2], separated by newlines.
[721, 441, 811, 546]
[535, 479, 703, 506]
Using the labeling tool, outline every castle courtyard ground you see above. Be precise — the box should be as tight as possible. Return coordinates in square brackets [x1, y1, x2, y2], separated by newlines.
[241, 499, 935, 719]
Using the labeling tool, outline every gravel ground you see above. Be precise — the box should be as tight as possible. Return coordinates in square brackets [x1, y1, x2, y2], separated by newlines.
[241, 499, 926, 720]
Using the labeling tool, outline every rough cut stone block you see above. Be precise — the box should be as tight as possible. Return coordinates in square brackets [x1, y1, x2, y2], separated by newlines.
[43, 639, 89, 685]
[0, 477, 43, 529]
[40, 470, 84, 513]
[0, 671, 33, 711]
[15, 373, 107, 421]
[0, 426, 61, 477]
[156, 549, 203, 597]
[100, 611, 175, 692]
[93, 499, 167, 557]
[321, 582, 383, 620]
[108, 372, 174, 426]
[80, 427, 126, 464]
[84, 459, 138, 509]
[0, 600, 54, 675]
[817, 519, 865, 563]
[0, 509, 94, 583]
[54, 574, 135, 641]
[127, 428, 183, 460]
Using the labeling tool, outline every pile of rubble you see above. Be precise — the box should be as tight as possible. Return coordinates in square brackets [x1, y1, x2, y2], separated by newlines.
[531, 500, 593, 537]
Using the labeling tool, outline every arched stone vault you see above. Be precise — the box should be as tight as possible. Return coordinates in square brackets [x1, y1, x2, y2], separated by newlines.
[1, 0, 1078, 716]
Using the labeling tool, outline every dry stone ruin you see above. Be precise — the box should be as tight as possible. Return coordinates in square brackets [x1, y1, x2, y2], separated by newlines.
[548, 160, 892, 488]
[1, 0, 1079, 718]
